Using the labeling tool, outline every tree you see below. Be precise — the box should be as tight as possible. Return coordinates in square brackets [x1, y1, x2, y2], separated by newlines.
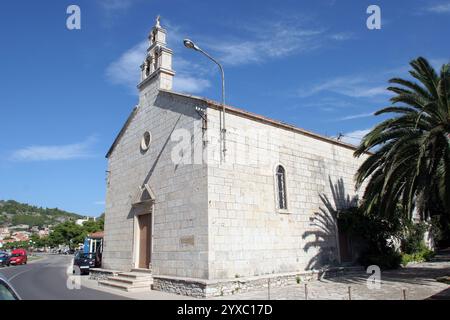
[30, 234, 49, 248]
[355, 57, 450, 220]
[4, 241, 30, 250]
[48, 221, 86, 249]
[82, 216, 104, 234]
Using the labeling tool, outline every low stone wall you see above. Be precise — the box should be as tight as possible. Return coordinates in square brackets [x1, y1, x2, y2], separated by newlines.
[152, 266, 365, 298]
[153, 271, 321, 298]
[152, 276, 207, 298]
[89, 268, 119, 281]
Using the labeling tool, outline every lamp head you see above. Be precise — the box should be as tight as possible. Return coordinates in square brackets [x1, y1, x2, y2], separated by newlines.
[183, 39, 200, 51]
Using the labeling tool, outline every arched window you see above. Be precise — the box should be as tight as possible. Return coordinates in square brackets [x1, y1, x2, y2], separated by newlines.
[276, 165, 287, 210]
[153, 51, 159, 71]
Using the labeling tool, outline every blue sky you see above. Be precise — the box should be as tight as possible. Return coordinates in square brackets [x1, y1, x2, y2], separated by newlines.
[0, 0, 449, 217]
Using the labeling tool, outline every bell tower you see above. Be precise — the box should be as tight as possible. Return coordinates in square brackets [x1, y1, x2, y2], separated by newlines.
[138, 16, 175, 91]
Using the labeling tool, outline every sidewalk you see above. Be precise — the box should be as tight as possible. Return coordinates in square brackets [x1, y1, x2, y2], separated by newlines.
[80, 251, 450, 300]
[212, 250, 450, 300]
[80, 275, 195, 300]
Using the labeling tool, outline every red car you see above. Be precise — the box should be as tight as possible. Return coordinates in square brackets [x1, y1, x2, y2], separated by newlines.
[9, 249, 27, 266]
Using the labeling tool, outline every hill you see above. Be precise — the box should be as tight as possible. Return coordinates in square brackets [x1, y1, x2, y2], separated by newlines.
[0, 200, 83, 229]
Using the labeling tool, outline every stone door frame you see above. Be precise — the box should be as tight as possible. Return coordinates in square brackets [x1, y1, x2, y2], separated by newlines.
[132, 184, 155, 270]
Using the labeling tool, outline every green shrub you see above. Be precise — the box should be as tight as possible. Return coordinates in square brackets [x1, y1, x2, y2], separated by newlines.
[401, 222, 428, 254]
[423, 249, 435, 261]
[359, 248, 402, 270]
[339, 206, 403, 270]
[401, 246, 435, 266]
[436, 276, 450, 285]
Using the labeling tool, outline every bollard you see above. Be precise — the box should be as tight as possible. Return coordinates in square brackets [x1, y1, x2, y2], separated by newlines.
[268, 279, 270, 300]
[348, 286, 352, 300]
[305, 283, 308, 300]
[403, 289, 407, 300]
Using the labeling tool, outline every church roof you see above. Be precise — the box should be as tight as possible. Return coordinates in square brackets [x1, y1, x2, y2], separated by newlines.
[161, 90, 366, 152]
[106, 89, 366, 158]
[106, 106, 139, 158]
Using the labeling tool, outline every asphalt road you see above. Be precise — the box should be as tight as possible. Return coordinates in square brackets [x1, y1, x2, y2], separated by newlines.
[0, 254, 127, 300]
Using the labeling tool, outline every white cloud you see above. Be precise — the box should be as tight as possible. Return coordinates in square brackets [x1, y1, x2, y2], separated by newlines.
[336, 112, 375, 121]
[106, 23, 211, 94]
[203, 22, 325, 66]
[329, 32, 356, 41]
[427, 2, 450, 13]
[300, 98, 354, 109]
[106, 41, 147, 90]
[174, 76, 211, 93]
[297, 58, 449, 100]
[297, 76, 390, 99]
[106, 17, 354, 93]
[98, 0, 137, 11]
[339, 129, 371, 146]
[10, 136, 97, 161]
[97, 0, 143, 27]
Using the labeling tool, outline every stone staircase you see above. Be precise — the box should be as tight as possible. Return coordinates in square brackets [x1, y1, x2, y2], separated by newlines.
[98, 269, 153, 292]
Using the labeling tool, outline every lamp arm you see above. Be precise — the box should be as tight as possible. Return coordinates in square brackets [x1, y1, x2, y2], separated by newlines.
[197, 48, 225, 106]
[197, 47, 227, 156]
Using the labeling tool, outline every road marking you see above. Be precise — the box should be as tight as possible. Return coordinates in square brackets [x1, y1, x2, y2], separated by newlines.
[7, 263, 46, 282]
[8, 267, 34, 282]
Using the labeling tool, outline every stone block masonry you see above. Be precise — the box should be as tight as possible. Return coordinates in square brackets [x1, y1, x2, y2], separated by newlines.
[103, 17, 369, 298]
[152, 266, 364, 298]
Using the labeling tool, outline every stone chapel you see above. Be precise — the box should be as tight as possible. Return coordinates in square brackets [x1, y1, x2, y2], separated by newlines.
[101, 17, 368, 297]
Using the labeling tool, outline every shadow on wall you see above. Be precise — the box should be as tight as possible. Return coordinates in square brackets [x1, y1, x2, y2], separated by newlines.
[126, 114, 182, 221]
[302, 177, 359, 270]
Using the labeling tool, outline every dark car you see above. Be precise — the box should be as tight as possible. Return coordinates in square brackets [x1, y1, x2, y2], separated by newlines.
[0, 275, 20, 300]
[73, 252, 95, 275]
[0, 252, 11, 267]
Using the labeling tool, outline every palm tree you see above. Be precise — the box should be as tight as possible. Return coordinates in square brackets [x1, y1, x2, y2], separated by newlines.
[354, 57, 450, 220]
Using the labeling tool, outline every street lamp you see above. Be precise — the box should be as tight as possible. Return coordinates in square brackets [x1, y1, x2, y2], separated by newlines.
[183, 39, 227, 159]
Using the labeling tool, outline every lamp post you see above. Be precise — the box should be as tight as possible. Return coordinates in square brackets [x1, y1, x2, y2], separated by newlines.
[183, 39, 227, 160]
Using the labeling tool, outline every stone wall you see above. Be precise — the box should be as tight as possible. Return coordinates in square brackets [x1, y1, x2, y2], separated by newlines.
[103, 82, 209, 278]
[89, 268, 119, 281]
[152, 271, 322, 298]
[205, 107, 368, 280]
[104, 86, 369, 285]
[152, 266, 364, 298]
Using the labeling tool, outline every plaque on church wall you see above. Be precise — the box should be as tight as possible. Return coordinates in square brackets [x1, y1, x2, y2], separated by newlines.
[180, 236, 195, 248]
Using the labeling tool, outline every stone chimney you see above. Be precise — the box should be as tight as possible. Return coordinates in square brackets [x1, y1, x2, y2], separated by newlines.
[138, 16, 175, 91]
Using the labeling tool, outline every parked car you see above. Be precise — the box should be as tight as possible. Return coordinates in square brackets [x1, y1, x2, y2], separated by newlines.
[73, 251, 95, 275]
[0, 275, 20, 300]
[9, 249, 27, 266]
[0, 252, 11, 267]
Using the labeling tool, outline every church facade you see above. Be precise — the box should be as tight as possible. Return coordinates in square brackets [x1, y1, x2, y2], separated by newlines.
[102, 18, 368, 297]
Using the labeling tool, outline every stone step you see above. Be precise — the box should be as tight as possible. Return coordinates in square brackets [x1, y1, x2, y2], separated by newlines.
[118, 272, 153, 280]
[131, 268, 153, 274]
[98, 279, 152, 293]
[107, 275, 153, 285]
